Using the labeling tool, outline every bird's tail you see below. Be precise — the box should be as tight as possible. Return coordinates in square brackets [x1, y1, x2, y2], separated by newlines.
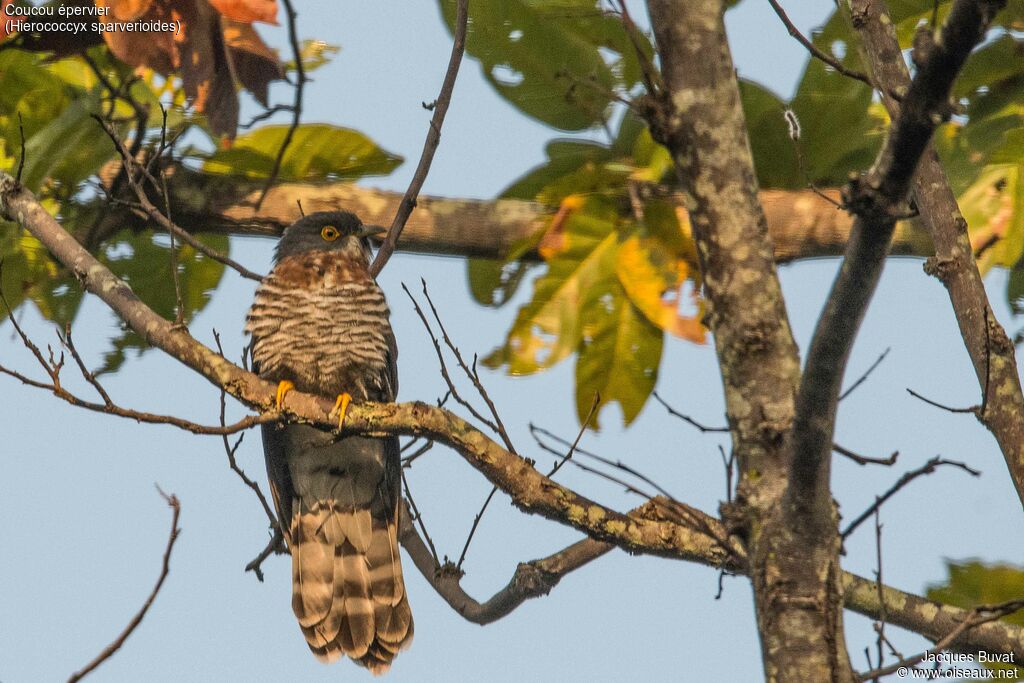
[289, 494, 414, 674]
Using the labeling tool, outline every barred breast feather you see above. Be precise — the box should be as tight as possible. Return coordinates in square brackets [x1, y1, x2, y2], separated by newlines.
[247, 250, 412, 673]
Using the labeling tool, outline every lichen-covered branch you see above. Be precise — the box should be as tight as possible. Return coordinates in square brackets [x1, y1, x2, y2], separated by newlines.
[5, 171, 1022, 666]
[847, 0, 1024, 508]
[642, 0, 851, 679]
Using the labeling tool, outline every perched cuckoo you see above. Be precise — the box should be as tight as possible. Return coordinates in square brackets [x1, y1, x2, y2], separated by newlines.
[245, 211, 413, 673]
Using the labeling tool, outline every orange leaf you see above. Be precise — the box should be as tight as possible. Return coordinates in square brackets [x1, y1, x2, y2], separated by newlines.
[208, 0, 277, 24]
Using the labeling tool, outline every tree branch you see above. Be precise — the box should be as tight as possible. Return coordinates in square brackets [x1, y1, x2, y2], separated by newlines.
[114, 167, 935, 264]
[67, 489, 181, 683]
[788, 0, 1006, 522]
[5, 172, 1022, 664]
[368, 0, 468, 276]
[847, 0, 1024, 508]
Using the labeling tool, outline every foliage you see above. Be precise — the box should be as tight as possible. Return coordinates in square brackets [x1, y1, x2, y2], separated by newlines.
[4, 0, 1024, 426]
[203, 124, 402, 181]
[0, 5, 395, 374]
[463, 0, 1024, 427]
[927, 561, 1024, 679]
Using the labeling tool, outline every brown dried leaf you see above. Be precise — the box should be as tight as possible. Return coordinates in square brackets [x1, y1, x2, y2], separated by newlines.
[208, 0, 277, 24]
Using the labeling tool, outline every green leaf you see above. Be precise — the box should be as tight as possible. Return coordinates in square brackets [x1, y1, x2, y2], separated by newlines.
[927, 561, 1024, 678]
[740, 79, 800, 189]
[576, 278, 663, 428]
[960, 162, 1024, 273]
[788, 19, 885, 186]
[285, 39, 341, 74]
[438, 0, 648, 131]
[202, 124, 402, 181]
[96, 230, 228, 374]
[466, 258, 534, 307]
[484, 197, 620, 374]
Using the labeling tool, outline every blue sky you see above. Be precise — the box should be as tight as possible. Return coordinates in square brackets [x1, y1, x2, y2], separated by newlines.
[2, 1, 1021, 681]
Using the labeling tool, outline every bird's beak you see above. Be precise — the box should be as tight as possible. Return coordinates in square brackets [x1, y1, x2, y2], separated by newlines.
[358, 224, 388, 238]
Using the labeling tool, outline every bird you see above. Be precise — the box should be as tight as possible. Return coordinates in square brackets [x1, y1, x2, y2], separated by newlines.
[244, 210, 413, 673]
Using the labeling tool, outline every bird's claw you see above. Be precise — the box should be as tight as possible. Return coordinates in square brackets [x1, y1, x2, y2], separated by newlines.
[275, 380, 295, 411]
[330, 392, 352, 432]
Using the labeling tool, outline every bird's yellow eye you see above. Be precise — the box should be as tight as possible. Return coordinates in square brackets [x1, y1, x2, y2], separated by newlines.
[321, 226, 340, 241]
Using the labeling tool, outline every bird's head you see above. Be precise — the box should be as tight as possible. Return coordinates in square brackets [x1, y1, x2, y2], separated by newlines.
[274, 211, 386, 264]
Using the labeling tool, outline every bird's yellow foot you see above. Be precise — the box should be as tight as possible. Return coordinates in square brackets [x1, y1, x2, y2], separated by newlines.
[275, 380, 295, 410]
[329, 392, 352, 431]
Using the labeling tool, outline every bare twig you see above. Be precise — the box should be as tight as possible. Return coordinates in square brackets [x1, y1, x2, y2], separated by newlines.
[840, 347, 891, 401]
[547, 394, 599, 478]
[213, 331, 277, 529]
[369, 0, 469, 276]
[651, 391, 728, 433]
[872, 509, 886, 682]
[15, 112, 25, 185]
[855, 599, 1024, 681]
[67, 488, 181, 683]
[245, 528, 286, 582]
[455, 485, 499, 571]
[399, 499, 613, 625]
[841, 456, 980, 539]
[420, 279, 516, 453]
[402, 470, 440, 569]
[833, 443, 899, 467]
[906, 387, 978, 414]
[767, 0, 872, 85]
[0, 283, 268, 436]
[255, 0, 304, 210]
[158, 109, 185, 327]
[92, 116, 264, 282]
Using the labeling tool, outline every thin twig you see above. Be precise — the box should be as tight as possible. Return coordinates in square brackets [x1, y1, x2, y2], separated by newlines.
[905, 387, 978, 414]
[213, 330, 278, 529]
[841, 456, 981, 539]
[159, 108, 185, 327]
[369, 0, 468, 276]
[0, 282, 268, 435]
[401, 439, 434, 468]
[833, 443, 899, 467]
[245, 528, 286, 582]
[255, 0, 304, 210]
[767, 0, 872, 85]
[840, 347, 891, 401]
[67, 488, 181, 683]
[15, 112, 25, 184]
[402, 469, 440, 570]
[547, 394, 600, 478]
[651, 391, 728, 433]
[420, 279, 516, 453]
[872, 509, 886, 682]
[402, 282, 501, 436]
[856, 599, 1024, 681]
[455, 485, 499, 571]
[92, 116, 263, 282]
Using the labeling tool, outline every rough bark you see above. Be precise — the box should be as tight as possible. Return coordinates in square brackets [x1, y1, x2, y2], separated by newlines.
[6, 170, 1023, 665]
[643, 2, 855, 681]
[87, 166, 937, 263]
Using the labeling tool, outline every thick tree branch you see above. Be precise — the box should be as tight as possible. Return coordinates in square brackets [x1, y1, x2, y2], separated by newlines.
[96, 167, 937, 264]
[847, 0, 1024, 508]
[789, 0, 1007, 522]
[0, 172, 737, 567]
[642, 0, 852, 679]
[6, 173, 1022, 664]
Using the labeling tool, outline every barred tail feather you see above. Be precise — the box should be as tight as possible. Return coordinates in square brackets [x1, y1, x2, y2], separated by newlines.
[290, 499, 414, 674]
